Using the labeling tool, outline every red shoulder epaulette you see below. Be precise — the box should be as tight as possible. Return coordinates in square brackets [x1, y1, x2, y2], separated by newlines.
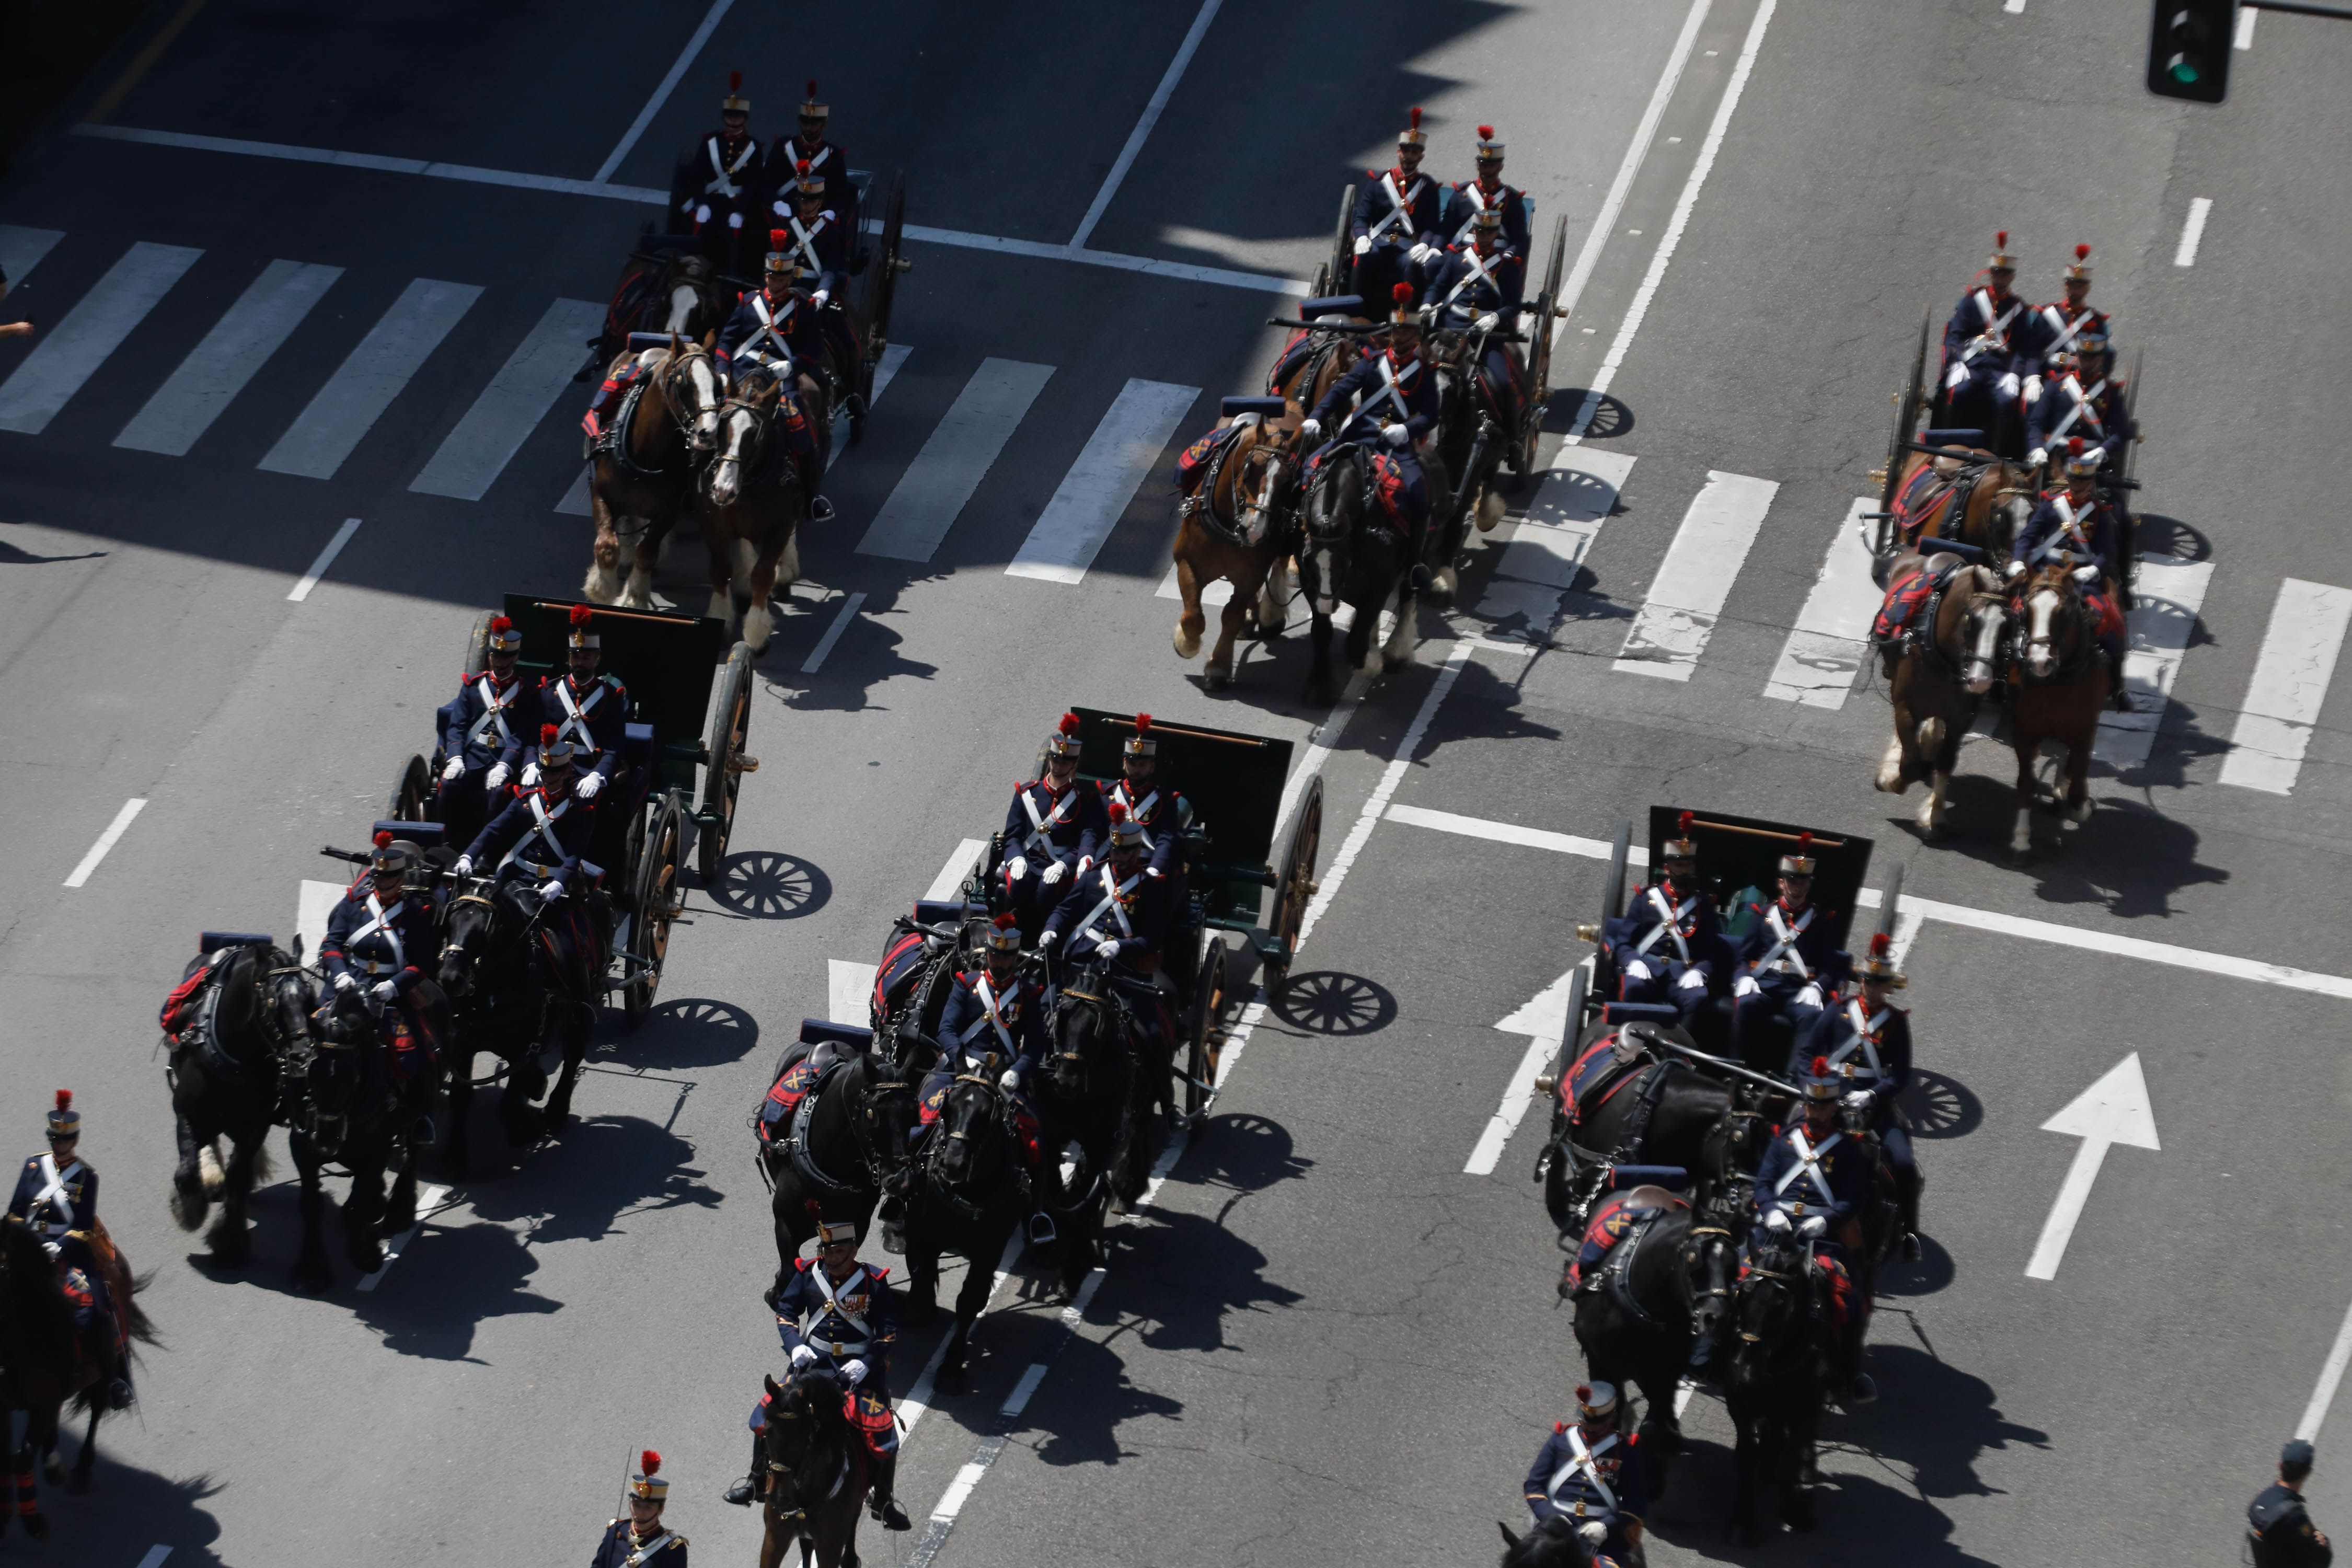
[867, 1265, 891, 1283]
[792, 1258, 815, 1273]
[1553, 1421, 1566, 1434]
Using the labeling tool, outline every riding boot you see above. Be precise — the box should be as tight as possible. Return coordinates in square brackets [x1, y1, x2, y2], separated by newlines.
[1894, 1160, 1924, 1258]
[867, 1451, 912, 1531]
[795, 455, 835, 524]
[1837, 1322, 1877, 1406]
[2102, 638, 2132, 710]
[1405, 513, 1435, 591]
[1028, 1155, 1063, 1246]
[722, 1434, 763, 1505]
[94, 1334, 132, 1411]
[877, 1193, 908, 1255]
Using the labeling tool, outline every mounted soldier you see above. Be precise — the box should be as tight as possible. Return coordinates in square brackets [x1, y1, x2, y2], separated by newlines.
[776, 158, 863, 425]
[998, 712, 1108, 930]
[2007, 439, 2129, 708]
[320, 833, 444, 1101]
[2025, 330, 2134, 476]
[1087, 713, 1192, 880]
[726, 1220, 910, 1530]
[767, 80, 849, 232]
[2011, 244, 2112, 412]
[1752, 1056, 1876, 1403]
[714, 237, 835, 524]
[592, 1452, 687, 1567]
[1446, 124, 1529, 251]
[432, 613, 527, 850]
[918, 914, 1059, 1244]
[1523, 1382, 1645, 1566]
[1419, 206, 1528, 445]
[1796, 932, 1921, 1259]
[1938, 232, 2028, 454]
[10, 1092, 133, 1410]
[1350, 108, 1444, 318]
[1602, 811, 1720, 1025]
[673, 72, 767, 279]
[526, 605, 633, 859]
[1728, 835, 1839, 1069]
[1300, 283, 1443, 590]
[455, 727, 611, 994]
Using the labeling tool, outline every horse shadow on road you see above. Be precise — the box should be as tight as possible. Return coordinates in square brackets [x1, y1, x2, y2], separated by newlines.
[1902, 774, 2228, 918]
[31, 1460, 223, 1566]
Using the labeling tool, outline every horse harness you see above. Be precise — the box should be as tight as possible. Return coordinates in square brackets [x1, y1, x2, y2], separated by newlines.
[781, 1058, 877, 1202]
[590, 378, 684, 482]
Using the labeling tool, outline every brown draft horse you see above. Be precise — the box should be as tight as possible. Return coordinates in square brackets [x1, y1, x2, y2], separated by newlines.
[1873, 555, 2010, 837]
[756, 1368, 865, 1568]
[594, 245, 728, 370]
[1884, 447, 2036, 562]
[584, 340, 724, 610]
[1171, 413, 1302, 688]
[697, 375, 818, 654]
[2006, 562, 2109, 860]
[0, 1216, 152, 1526]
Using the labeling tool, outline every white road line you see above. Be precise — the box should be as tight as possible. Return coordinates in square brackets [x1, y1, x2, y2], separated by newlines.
[260, 277, 482, 479]
[411, 298, 605, 499]
[1069, 0, 1223, 250]
[1886, 907, 1926, 972]
[896, 1234, 1025, 1438]
[2094, 556, 2216, 767]
[2174, 197, 2213, 268]
[1389, 803, 2352, 1000]
[134, 1549, 171, 1568]
[1612, 470, 1779, 678]
[297, 878, 346, 962]
[0, 225, 65, 289]
[355, 1182, 456, 1291]
[1006, 378, 1198, 583]
[1763, 497, 1882, 707]
[2298, 1296, 2352, 1442]
[1551, 0, 1712, 336]
[63, 798, 146, 888]
[0, 240, 202, 434]
[910, 225, 1306, 294]
[555, 465, 593, 517]
[2003, 0, 2026, 13]
[1466, 962, 1586, 1175]
[999, 1361, 1051, 1420]
[1278, 678, 1371, 835]
[1475, 451, 1640, 641]
[2220, 577, 2352, 794]
[924, 839, 988, 904]
[827, 959, 879, 1028]
[858, 358, 1054, 561]
[115, 259, 342, 455]
[592, 0, 736, 183]
[1567, 0, 1777, 443]
[2236, 3, 2259, 45]
[799, 590, 868, 675]
[287, 517, 363, 603]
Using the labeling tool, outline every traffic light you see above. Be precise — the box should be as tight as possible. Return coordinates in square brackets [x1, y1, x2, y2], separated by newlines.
[2147, 0, 2234, 102]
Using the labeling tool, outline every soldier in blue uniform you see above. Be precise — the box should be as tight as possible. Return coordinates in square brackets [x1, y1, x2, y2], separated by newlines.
[1085, 714, 1193, 879]
[1938, 232, 2028, 453]
[1728, 836, 1840, 1071]
[2025, 332, 2134, 475]
[320, 833, 443, 1095]
[2250, 1440, 2334, 1567]
[1523, 1382, 1646, 1564]
[456, 728, 610, 994]
[1350, 108, 1445, 314]
[767, 80, 848, 230]
[2010, 243, 2112, 412]
[1045, 805, 1178, 1106]
[1753, 1057, 1876, 1402]
[1444, 124, 1529, 251]
[919, 914, 1059, 1241]
[775, 160, 861, 411]
[10, 1091, 132, 1409]
[998, 712, 1108, 930]
[674, 71, 766, 279]
[1796, 931, 1921, 1258]
[523, 606, 633, 860]
[2007, 440, 2129, 708]
[1602, 812, 1720, 1025]
[714, 237, 835, 524]
[725, 1220, 911, 1529]
[1419, 207, 1529, 452]
[1300, 284, 1443, 589]
[433, 613, 528, 851]
[591, 1451, 687, 1567]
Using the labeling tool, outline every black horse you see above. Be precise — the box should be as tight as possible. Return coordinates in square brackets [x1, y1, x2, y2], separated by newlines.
[1724, 1227, 1837, 1542]
[286, 984, 442, 1290]
[1296, 444, 1422, 703]
[759, 1047, 921, 1300]
[166, 940, 308, 1261]
[754, 1366, 865, 1568]
[434, 877, 592, 1178]
[1496, 1517, 1598, 1568]
[1035, 976, 1146, 1288]
[1570, 1198, 1741, 1490]
[903, 1075, 1027, 1385]
[1543, 1030, 1739, 1238]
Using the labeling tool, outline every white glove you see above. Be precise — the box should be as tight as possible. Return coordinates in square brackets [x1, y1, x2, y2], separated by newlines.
[333, 972, 357, 993]
[1943, 362, 1969, 393]
[485, 762, 510, 790]
[1764, 1208, 1792, 1233]
[728, 211, 744, 230]
[441, 755, 465, 782]
[788, 1344, 817, 1370]
[2026, 447, 2048, 468]
[1474, 312, 1498, 333]
[1678, 969, 1707, 992]
[1407, 242, 1432, 266]
[520, 763, 540, 787]
[1577, 1523, 1608, 1550]
[1796, 983, 1824, 1010]
[840, 1358, 869, 1387]
[1734, 974, 1761, 999]
[1007, 855, 1029, 883]
[694, 203, 712, 225]
[575, 771, 603, 800]
[453, 855, 475, 878]
[2022, 374, 2043, 406]
[1094, 938, 1121, 961]
[1040, 860, 1067, 886]
[1039, 928, 1063, 950]
[1798, 1214, 1828, 1239]
[1621, 958, 1652, 983]
[371, 981, 398, 1004]
[999, 1069, 1021, 1092]
[811, 289, 829, 308]
[1352, 235, 1372, 258]
[1298, 418, 1321, 445]
[2073, 564, 2101, 585]
[538, 879, 566, 902]
[1381, 422, 1409, 447]
[1997, 372, 2021, 399]
[2006, 560, 2026, 579]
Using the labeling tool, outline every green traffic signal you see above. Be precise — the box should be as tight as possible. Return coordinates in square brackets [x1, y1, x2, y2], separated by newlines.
[2169, 54, 2201, 82]
[2147, 0, 2230, 102]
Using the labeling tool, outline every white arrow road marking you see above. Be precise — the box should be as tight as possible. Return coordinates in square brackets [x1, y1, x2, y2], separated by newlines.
[1466, 961, 1589, 1175]
[2025, 1052, 2160, 1280]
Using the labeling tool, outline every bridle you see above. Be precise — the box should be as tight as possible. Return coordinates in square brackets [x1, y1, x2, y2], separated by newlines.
[924, 1074, 1017, 1220]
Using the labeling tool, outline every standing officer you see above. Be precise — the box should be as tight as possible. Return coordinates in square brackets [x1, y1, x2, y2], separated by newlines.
[591, 1451, 686, 1566]
[2011, 244, 2112, 412]
[10, 1092, 133, 1409]
[714, 240, 835, 523]
[1938, 231, 2027, 452]
[1728, 835, 1840, 1071]
[2251, 1440, 2333, 1566]
[1602, 811, 1720, 1025]
[998, 712, 1107, 932]
[675, 72, 766, 278]
[1350, 108, 1444, 312]
[768, 80, 849, 227]
[433, 613, 527, 851]
[1523, 1381, 1645, 1565]
[1445, 124, 1529, 251]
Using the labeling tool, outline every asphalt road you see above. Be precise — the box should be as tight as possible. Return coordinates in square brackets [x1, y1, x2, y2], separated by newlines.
[3, 0, 2351, 1564]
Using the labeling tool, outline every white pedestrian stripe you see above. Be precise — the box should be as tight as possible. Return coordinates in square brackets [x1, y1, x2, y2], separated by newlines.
[1763, 497, 1883, 708]
[925, 839, 989, 904]
[411, 297, 604, 499]
[799, 590, 867, 675]
[828, 959, 879, 1028]
[260, 276, 481, 479]
[64, 798, 147, 888]
[858, 358, 1055, 561]
[114, 259, 342, 455]
[1612, 469, 1779, 679]
[2094, 556, 2215, 768]
[2235, 3, 2258, 48]
[1006, 378, 1198, 583]
[2175, 197, 2213, 268]
[1474, 450, 1640, 640]
[0, 225, 65, 290]
[287, 516, 363, 603]
[2219, 577, 2352, 794]
[0, 240, 202, 434]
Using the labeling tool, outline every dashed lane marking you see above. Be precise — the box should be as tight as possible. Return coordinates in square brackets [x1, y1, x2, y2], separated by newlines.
[1762, 497, 1881, 708]
[1005, 378, 1199, 584]
[410, 298, 605, 500]
[2094, 556, 2216, 768]
[285, 517, 361, 603]
[2174, 197, 2213, 268]
[63, 798, 146, 889]
[858, 359, 1054, 562]
[1611, 470, 1779, 679]
[2236, 4, 2259, 47]
[800, 591, 868, 676]
[1069, 0, 1223, 250]
[828, 960, 879, 1028]
[134, 1547, 172, 1568]
[590, 0, 737, 185]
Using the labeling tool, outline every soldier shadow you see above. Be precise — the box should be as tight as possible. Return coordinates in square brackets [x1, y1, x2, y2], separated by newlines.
[1270, 971, 1396, 1036]
[1100, 1203, 1305, 1361]
[1901, 777, 2229, 917]
[706, 849, 832, 920]
[346, 1215, 563, 1362]
[1872, 1232, 1957, 1297]
[612, 995, 762, 1069]
[1419, 658, 1566, 753]
[2097, 696, 2233, 795]
[1020, 1328, 1190, 1471]
[0, 535, 108, 566]
[1174, 1112, 1315, 1200]
[760, 575, 942, 716]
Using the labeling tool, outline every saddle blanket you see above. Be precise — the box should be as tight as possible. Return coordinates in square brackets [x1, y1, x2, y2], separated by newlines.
[1562, 1032, 1648, 1123]
[760, 1056, 826, 1144]
[1871, 559, 1951, 646]
[1890, 465, 1959, 543]
[1174, 421, 1247, 499]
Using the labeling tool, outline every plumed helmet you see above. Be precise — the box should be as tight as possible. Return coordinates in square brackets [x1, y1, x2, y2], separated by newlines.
[566, 602, 600, 651]
[1988, 229, 2016, 271]
[794, 157, 825, 198]
[1390, 280, 1419, 326]
[486, 614, 522, 655]
[1044, 711, 1082, 760]
[1859, 931, 1907, 985]
[539, 722, 581, 773]
[800, 78, 827, 119]
[722, 70, 750, 116]
[1474, 123, 1504, 159]
[765, 230, 799, 275]
[1105, 800, 1147, 848]
[46, 1090, 78, 1138]
[1804, 1054, 1841, 1101]
[1777, 831, 1817, 877]
[1123, 713, 1158, 758]
[1575, 1381, 1619, 1420]
[368, 828, 413, 879]
[2063, 435, 2100, 478]
[816, 1218, 858, 1247]
[1399, 105, 1426, 147]
[1663, 810, 1698, 861]
[983, 911, 1022, 954]
[629, 1450, 670, 1503]
[2066, 243, 2092, 281]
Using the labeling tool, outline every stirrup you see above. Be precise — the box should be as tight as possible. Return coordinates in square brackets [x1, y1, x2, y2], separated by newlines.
[1027, 1210, 1058, 1246]
[874, 1496, 912, 1531]
[722, 1477, 758, 1506]
[809, 495, 837, 524]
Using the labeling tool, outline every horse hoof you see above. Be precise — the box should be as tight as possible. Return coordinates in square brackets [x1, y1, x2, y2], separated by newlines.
[44, 1450, 64, 1483]
[204, 1220, 249, 1264]
[1203, 664, 1231, 691]
[936, 1358, 967, 1389]
[383, 1201, 418, 1237]
[169, 1186, 207, 1233]
[1173, 626, 1203, 661]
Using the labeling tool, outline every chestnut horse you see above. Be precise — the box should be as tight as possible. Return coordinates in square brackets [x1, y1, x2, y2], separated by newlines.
[1884, 448, 2035, 563]
[696, 376, 818, 654]
[2006, 563, 2110, 860]
[1171, 414, 1302, 688]
[1873, 556, 2009, 837]
[583, 341, 723, 609]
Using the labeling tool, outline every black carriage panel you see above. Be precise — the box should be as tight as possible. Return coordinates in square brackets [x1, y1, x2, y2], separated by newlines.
[1066, 708, 1294, 872]
[1643, 807, 1872, 949]
[500, 595, 728, 751]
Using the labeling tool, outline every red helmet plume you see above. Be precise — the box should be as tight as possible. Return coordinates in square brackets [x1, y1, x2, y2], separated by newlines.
[1677, 810, 1693, 836]
[1107, 801, 1129, 823]
[1134, 713, 1152, 734]
[1575, 1383, 1591, 1403]
[1393, 282, 1415, 305]
[1995, 229, 2008, 249]
[991, 912, 1018, 930]
[2075, 243, 2091, 262]
[1812, 1055, 1830, 1077]
[1478, 123, 1494, 139]
[798, 158, 812, 176]
[541, 723, 561, 745]
[640, 1450, 661, 1475]
[1058, 712, 1080, 736]
[569, 604, 593, 627]
[2067, 436, 2086, 457]
[729, 71, 742, 94]
[488, 615, 511, 633]
[1870, 931, 1891, 958]
[806, 78, 819, 100]
[374, 829, 394, 848]
[1795, 832, 1813, 854]
[771, 228, 790, 249]
[1409, 106, 1423, 129]
[53, 1090, 71, 1113]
